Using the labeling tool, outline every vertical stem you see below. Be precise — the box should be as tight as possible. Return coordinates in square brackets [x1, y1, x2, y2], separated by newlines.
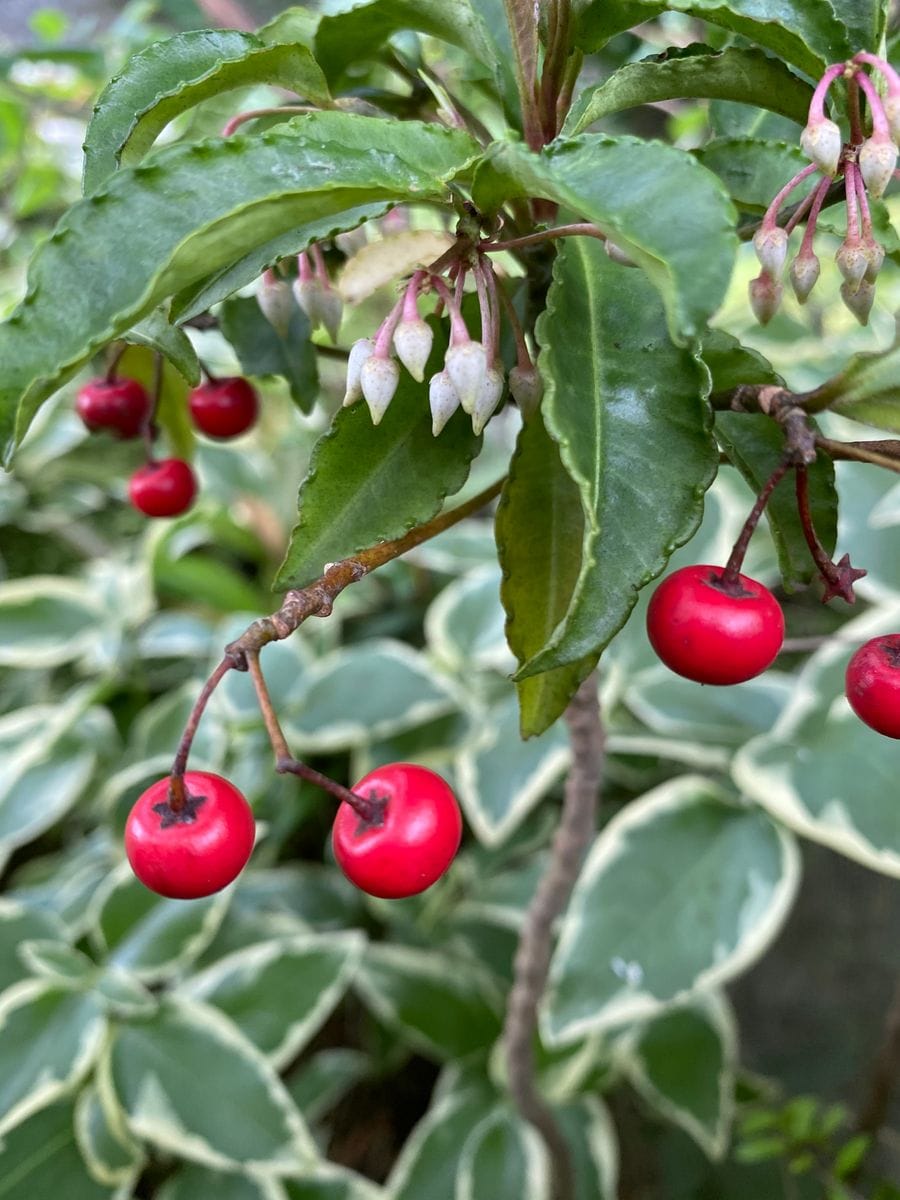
[721, 463, 789, 584]
[848, 73, 865, 144]
[503, 674, 604, 1200]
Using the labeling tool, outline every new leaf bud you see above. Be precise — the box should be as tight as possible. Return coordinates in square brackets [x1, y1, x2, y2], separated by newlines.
[360, 355, 400, 425]
[789, 252, 821, 304]
[445, 341, 487, 414]
[393, 317, 434, 382]
[748, 274, 783, 325]
[429, 371, 460, 436]
[840, 278, 875, 325]
[800, 118, 843, 176]
[343, 338, 375, 407]
[859, 134, 898, 200]
[508, 365, 544, 416]
[753, 226, 789, 278]
[471, 367, 504, 436]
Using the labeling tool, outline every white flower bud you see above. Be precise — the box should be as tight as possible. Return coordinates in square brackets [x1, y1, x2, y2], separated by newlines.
[257, 276, 293, 337]
[445, 341, 487, 414]
[748, 274, 783, 326]
[840, 278, 875, 325]
[859, 134, 898, 200]
[318, 289, 343, 343]
[508, 365, 544, 416]
[343, 338, 375, 407]
[335, 226, 369, 256]
[360, 355, 400, 424]
[605, 240, 637, 267]
[292, 277, 324, 329]
[835, 240, 868, 292]
[429, 371, 460, 436]
[884, 94, 900, 146]
[471, 367, 504, 436]
[393, 317, 434, 382]
[863, 239, 885, 284]
[800, 118, 843, 176]
[753, 226, 789, 278]
[789, 252, 821, 304]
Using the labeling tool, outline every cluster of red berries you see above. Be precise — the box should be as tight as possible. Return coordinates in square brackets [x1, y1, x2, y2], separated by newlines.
[125, 763, 462, 901]
[647, 564, 900, 739]
[75, 372, 259, 517]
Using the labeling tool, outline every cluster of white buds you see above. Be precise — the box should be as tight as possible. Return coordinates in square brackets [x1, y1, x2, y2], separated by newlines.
[750, 53, 898, 328]
[292, 248, 344, 343]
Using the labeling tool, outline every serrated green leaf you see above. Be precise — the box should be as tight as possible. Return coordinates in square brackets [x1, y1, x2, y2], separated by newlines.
[496, 411, 596, 736]
[82, 29, 330, 193]
[456, 1108, 550, 1200]
[0, 1101, 122, 1200]
[274, 322, 480, 590]
[220, 294, 318, 413]
[564, 46, 812, 137]
[476, 136, 736, 343]
[74, 1083, 145, 1187]
[518, 240, 717, 678]
[814, 337, 900, 433]
[573, 1, 665, 51]
[695, 137, 817, 214]
[702, 327, 782, 394]
[544, 776, 800, 1042]
[1, 112, 479, 463]
[831, 0, 890, 55]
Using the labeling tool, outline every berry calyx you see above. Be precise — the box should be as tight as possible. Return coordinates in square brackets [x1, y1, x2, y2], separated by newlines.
[129, 458, 197, 517]
[332, 763, 462, 899]
[845, 635, 900, 738]
[75, 377, 150, 438]
[646, 564, 785, 685]
[125, 771, 255, 899]
[188, 377, 258, 439]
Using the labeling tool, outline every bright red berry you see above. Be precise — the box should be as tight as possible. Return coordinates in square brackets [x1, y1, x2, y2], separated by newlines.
[332, 763, 462, 899]
[646, 564, 784, 685]
[845, 635, 900, 738]
[128, 458, 197, 517]
[125, 771, 255, 899]
[75, 377, 150, 438]
[188, 377, 258, 439]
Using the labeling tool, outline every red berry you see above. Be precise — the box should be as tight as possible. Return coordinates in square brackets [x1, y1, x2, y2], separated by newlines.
[128, 458, 197, 517]
[646, 564, 784, 685]
[845, 635, 900, 738]
[332, 763, 462, 899]
[125, 771, 255, 899]
[188, 377, 258, 439]
[75, 377, 150, 438]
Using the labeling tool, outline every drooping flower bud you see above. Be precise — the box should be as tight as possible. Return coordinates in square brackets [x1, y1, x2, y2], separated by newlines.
[840, 278, 875, 325]
[753, 226, 789, 278]
[508, 364, 543, 416]
[429, 371, 460, 436]
[789, 251, 821, 304]
[343, 338, 376, 407]
[605, 240, 637, 267]
[360, 355, 400, 425]
[800, 118, 843, 176]
[445, 341, 487, 414]
[292, 277, 324, 330]
[859, 133, 898, 200]
[257, 272, 293, 337]
[749, 274, 783, 325]
[835, 239, 868, 292]
[471, 367, 504, 436]
[393, 317, 434, 382]
[863, 239, 885, 283]
[317, 289, 344, 344]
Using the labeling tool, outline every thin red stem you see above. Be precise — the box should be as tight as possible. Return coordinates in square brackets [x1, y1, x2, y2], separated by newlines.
[481, 223, 607, 254]
[795, 466, 840, 580]
[222, 105, 316, 137]
[105, 342, 127, 383]
[856, 71, 890, 139]
[798, 176, 832, 254]
[722, 462, 789, 584]
[169, 658, 233, 810]
[762, 164, 819, 229]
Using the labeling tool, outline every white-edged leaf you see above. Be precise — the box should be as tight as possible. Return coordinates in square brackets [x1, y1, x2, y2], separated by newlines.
[101, 996, 314, 1173]
[178, 931, 364, 1069]
[425, 566, 515, 675]
[0, 1100, 127, 1200]
[0, 900, 67, 995]
[544, 776, 800, 1042]
[0, 980, 106, 1136]
[457, 693, 569, 846]
[386, 1087, 497, 1200]
[456, 1107, 550, 1200]
[617, 992, 737, 1159]
[126, 684, 226, 767]
[89, 864, 232, 982]
[286, 1048, 371, 1125]
[74, 1082, 146, 1187]
[284, 640, 459, 751]
[213, 632, 313, 728]
[0, 577, 105, 667]
[93, 968, 158, 1019]
[18, 940, 95, 985]
[7, 832, 118, 937]
[554, 1097, 619, 1200]
[354, 944, 503, 1060]
[283, 1166, 385, 1200]
[158, 1164, 286, 1200]
[136, 612, 214, 660]
[405, 520, 498, 575]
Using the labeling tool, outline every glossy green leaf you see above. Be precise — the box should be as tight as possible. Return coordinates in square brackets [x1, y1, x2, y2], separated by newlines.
[518, 240, 717, 678]
[814, 337, 900, 433]
[573, 1, 665, 51]
[456, 1108, 550, 1200]
[0, 903, 67, 995]
[496, 411, 596, 736]
[0, 1101, 123, 1200]
[178, 932, 364, 1068]
[0, 113, 479, 462]
[74, 1083, 145, 1187]
[701, 327, 782, 395]
[831, 0, 891, 55]
[544, 776, 800, 1042]
[123, 309, 200, 386]
[0, 981, 106, 1136]
[564, 46, 812, 137]
[354, 943, 503, 1060]
[102, 997, 314, 1171]
[219, 294, 318, 414]
[476, 136, 736, 343]
[274, 321, 480, 590]
[695, 137, 816, 213]
[82, 29, 330, 193]
[387, 1087, 498, 1200]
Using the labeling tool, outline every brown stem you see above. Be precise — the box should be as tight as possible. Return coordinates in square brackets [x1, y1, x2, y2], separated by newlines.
[503, 674, 604, 1200]
[143, 351, 164, 459]
[795, 466, 867, 602]
[105, 342, 127, 383]
[501, 0, 542, 150]
[169, 658, 233, 811]
[221, 105, 317, 137]
[816, 435, 900, 475]
[481, 223, 607, 255]
[721, 462, 789, 584]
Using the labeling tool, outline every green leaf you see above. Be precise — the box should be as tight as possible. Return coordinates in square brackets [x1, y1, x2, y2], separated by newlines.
[283, 1166, 383, 1200]
[0, 112, 479, 462]
[219, 294, 318, 414]
[695, 137, 817, 213]
[544, 776, 800, 1042]
[716, 414, 838, 592]
[387, 1087, 498, 1200]
[178, 932, 364, 1069]
[0, 576, 105, 667]
[564, 46, 812, 137]
[74, 1083, 145, 1187]
[496, 411, 596, 737]
[90, 865, 232, 982]
[518, 239, 717, 678]
[18, 940, 95, 985]
[425, 565, 514, 675]
[7, 833, 116, 938]
[284, 640, 459, 751]
[101, 996, 314, 1172]
[702, 327, 782, 394]
[456, 1108, 550, 1200]
[0, 902, 67, 996]
[457, 693, 569, 846]
[0, 1101, 124, 1200]
[554, 1098, 619, 1200]
[573, 1, 665, 51]
[213, 630, 313, 728]
[123, 309, 200, 386]
[620, 993, 738, 1159]
[286, 1048, 370, 1124]
[830, 0, 891, 55]
[0, 981, 106, 1136]
[814, 337, 900, 433]
[82, 29, 331, 193]
[116, 343, 196, 461]
[833, 1133, 872, 1177]
[354, 943, 503, 1060]
[274, 320, 480, 590]
[476, 136, 736, 343]
[158, 1165, 283, 1200]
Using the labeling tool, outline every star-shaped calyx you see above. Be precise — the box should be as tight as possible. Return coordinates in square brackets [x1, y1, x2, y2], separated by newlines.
[152, 790, 207, 828]
[821, 553, 867, 604]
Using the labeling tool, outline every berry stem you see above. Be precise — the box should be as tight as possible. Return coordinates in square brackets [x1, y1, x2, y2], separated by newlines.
[480, 222, 608, 254]
[310, 243, 329, 286]
[844, 160, 862, 241]
[143, 351, 164, 459]
[721, 462, 790, 585]
[169, 657, 233, 811]
[853, 162, 874, 239]
[480, 255, 502, 364]
[105, 342, 127, 383]
[854, 52, 900, 95]
[372, 295, 405, 357]
[795, 465, 867, 602]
